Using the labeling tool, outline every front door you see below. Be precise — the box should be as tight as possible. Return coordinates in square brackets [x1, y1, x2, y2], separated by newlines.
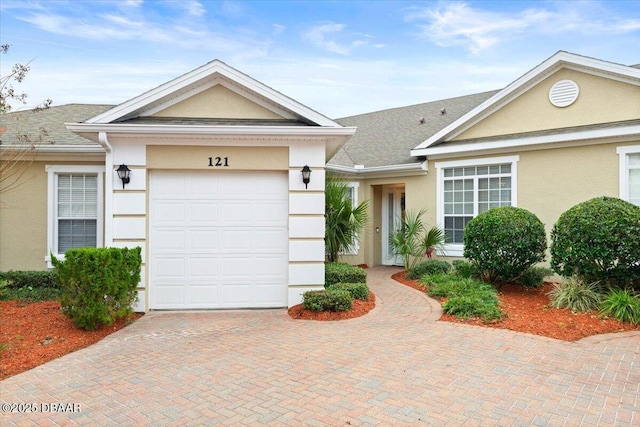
[382, 186, 405, 266]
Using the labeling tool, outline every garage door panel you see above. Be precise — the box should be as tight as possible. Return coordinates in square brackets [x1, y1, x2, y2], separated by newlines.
[150, 171, 288, 309]
[188, 202, 219, 224]
[188, 230, 219, 252]
[254, 201, 288, 225]
[189, 257, 219, 278]
[154, 174, 186, 198]
[153, 202, 186, 224]
[154, 257, 186, 279]
[221, 284, 251, 306]
[220, 202, 252, 225]
[154, 230, 186, 253]
[221, 230, 252, 251]
[188, 175, 219, 197]
[187, 284, 219, 306]
[254, 229, 288, 251]
[153, 285, 185, 307]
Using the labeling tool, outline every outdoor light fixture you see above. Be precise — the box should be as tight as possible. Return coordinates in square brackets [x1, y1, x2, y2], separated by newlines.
[301, 165, 312, 189]
[116, 164, 131, 189]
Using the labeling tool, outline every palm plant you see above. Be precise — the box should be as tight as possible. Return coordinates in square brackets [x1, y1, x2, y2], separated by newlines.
[389, 209, 446, 271]
[325, 177, 369, 262]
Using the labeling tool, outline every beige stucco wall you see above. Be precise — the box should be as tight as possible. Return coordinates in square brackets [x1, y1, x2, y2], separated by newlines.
[0, 160, 104, 271]
[454, 69, 640, 141]
[153, 85, 283, 119]
[146, 145, 288, 170]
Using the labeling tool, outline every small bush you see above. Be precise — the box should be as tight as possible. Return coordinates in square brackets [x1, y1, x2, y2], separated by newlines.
[325, 262, 366, 287]
[518, 266, 554, 288]
[406, 260, 451, 280]
[2, 285, 61, 302]
[0, 280, 8, 299]
[303, 289, 353, 312]
[599, 289, 640, 325]
[0, 270, 58, 289]
[463, 206, 547, 283]
[53, 247, 142, 330]
[551, 196, 640, 289]
[421, 273, 503, 322]
[547, 277, 603, 312]
[451, 260, 480, 279]
[326, 282, 369, 301]
[442, 296, 503, 322]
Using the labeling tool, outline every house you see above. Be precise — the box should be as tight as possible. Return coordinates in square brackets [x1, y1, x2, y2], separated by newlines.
[1, 51, 638, 311]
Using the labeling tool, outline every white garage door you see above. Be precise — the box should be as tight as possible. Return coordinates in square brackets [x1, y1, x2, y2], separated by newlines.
[149, 171, 288, 309]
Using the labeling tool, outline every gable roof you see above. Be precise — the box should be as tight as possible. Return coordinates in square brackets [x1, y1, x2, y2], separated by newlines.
[330, 91, 498, 172]
[83, 59, 341, 128]
[410, 51, 640, 158]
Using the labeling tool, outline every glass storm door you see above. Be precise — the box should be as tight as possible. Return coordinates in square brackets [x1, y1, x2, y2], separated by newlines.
[382, 186, 405, 266]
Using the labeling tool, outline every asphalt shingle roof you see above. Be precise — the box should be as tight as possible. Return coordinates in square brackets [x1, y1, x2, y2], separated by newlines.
[333, 90, 499, 168]
[0, 104, 112, 146]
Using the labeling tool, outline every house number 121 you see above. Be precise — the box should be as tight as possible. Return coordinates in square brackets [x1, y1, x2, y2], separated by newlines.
[208, 157, 229, 167]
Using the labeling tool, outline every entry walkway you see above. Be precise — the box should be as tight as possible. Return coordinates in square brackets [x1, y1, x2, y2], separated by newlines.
[1, 266, 639, 426]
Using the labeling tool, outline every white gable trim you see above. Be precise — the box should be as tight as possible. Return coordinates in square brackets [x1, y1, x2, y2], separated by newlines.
[84, 60, 341, 128]
[413, 123, 640, 158]
[411, 52, 640, 154]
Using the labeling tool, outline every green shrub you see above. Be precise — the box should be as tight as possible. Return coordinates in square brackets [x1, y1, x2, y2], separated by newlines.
[303, 289, 353, 312]
[551, 197, 640, 289]
[53, 247, 142, 331]
[599, 288, 640, 325]
[463, 206, 547, 283]
[325, 262, 366, 287]
[0, 280, 8, 299]
[442, 296, 503, 322]
[0, 270, 58, 289]
[518, 266, 554, 288]
[1, 285, 61, 302]
[547, 277, 603, 312]
[451, 260, 481, 279]
[406, 260, 452, 280]
[421, 273, 503, 322]
[326, 282, 369, 301]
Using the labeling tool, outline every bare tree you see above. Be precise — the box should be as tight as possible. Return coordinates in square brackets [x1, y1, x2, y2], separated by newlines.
[0, 44, 52, 193]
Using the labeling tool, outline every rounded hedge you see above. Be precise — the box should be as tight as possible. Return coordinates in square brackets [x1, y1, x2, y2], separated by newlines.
[550, 196, 640, 289]
[463, 206, 547, 283]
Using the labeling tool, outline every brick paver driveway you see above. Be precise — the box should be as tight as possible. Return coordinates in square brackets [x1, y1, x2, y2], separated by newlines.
[2, 267, 639, 426]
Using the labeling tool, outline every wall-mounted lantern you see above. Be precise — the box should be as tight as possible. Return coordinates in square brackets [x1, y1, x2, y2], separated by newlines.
[116, 164, 131, 189]
[301, 165, 311, 189]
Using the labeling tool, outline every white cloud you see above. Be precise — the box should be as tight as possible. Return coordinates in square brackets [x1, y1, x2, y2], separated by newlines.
[405, 1, 640, 55]
[303, 22, 371, 55]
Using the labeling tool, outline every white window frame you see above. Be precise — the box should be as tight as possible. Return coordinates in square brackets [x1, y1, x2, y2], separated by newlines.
[342, 181, 361, 255]
[45, 165, 105, 268]
[435, 155, 519, 257]
[617, 145, 640, 206]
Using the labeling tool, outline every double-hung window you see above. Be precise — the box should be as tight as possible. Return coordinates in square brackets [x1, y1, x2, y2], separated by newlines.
[617, 146, 640, 206]
[46, 165, 104, 266]
[436, 156, 519, 256]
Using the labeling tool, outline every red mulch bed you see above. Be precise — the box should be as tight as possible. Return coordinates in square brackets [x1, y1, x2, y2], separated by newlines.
[288, 292, 376, 321]
[0, 300, 142, 380]
[392, 271, 640, 341]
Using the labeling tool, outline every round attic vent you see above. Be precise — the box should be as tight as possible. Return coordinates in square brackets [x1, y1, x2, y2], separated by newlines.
[549, 79, 579, 107]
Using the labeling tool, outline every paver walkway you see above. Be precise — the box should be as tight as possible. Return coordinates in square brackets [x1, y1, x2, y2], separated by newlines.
[1, 266, 639, 426]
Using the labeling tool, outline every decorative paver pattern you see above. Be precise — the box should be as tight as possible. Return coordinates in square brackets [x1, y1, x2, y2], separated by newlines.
[2, 266, 639, 426]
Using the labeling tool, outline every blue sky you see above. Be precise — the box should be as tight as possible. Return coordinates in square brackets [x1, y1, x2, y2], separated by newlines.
[1, 0, 639, 118]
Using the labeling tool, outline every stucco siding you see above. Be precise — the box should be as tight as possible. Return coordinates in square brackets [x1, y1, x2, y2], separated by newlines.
[453, 69, 640, 141]
[152, 85, 283, 119]
[0, 160, 104, 271]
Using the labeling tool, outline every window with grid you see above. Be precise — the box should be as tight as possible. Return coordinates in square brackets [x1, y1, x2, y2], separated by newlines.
[443, 164, 512, 243]
[628, 153, 640, 206]
[56, 174, 98, 253]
